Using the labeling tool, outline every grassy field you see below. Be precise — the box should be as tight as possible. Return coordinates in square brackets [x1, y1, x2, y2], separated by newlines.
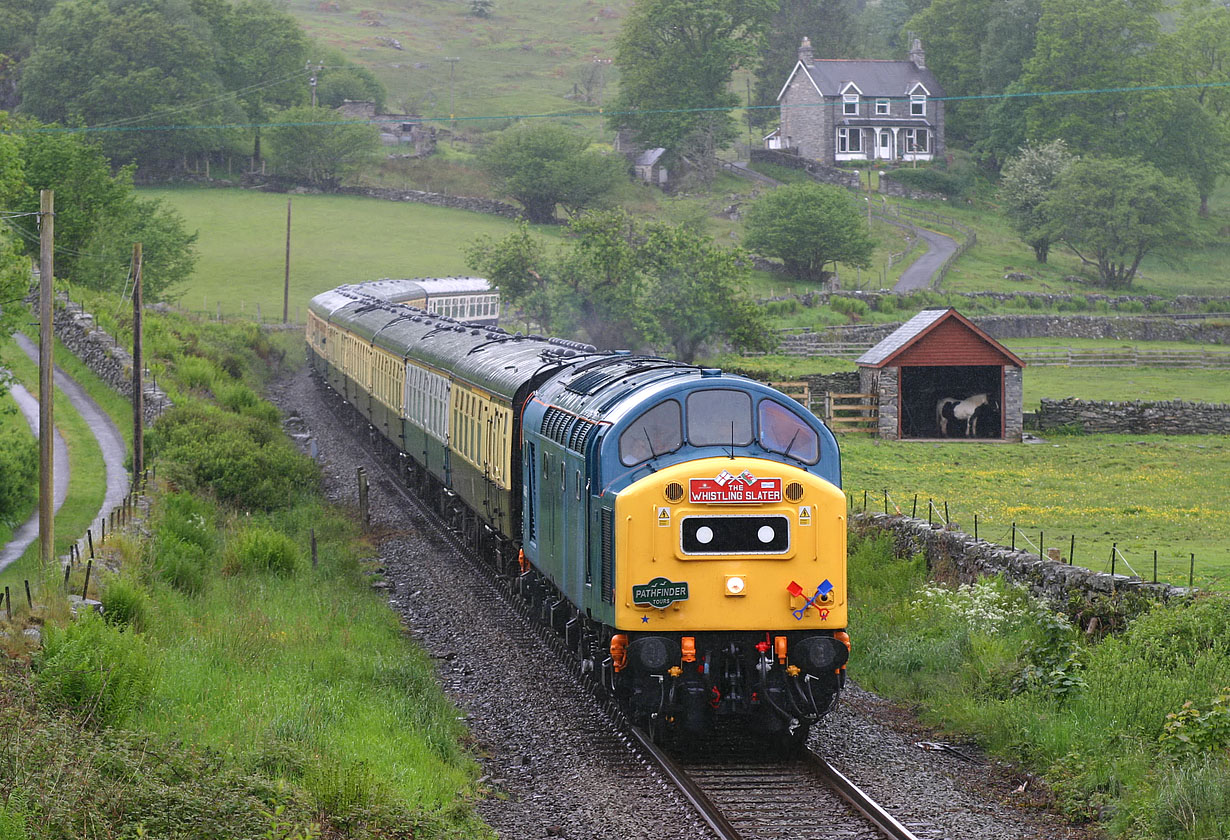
[140, 187, 542, 321]
[903, 175, 1230, 298]
[284, 0, 629, 131]
[841, 433, 1230, 589]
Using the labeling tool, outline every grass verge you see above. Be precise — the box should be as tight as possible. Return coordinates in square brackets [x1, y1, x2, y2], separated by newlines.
[848, 530, 1230, 840]
[0, 303, 489, 838]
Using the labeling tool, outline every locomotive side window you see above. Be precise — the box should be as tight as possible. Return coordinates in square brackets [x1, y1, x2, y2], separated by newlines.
[687, 389, 752, 446]
[758, 399, 820, 464]
[619, 401, 682, 466]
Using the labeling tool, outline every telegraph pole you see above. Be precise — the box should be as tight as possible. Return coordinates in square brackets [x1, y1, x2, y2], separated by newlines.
[38, 190, 54, 580]
[307, 60, 322, 107]
[445, 57, 460, 141]
[283, 197, 292, 323]
[132, 243, 144, 479]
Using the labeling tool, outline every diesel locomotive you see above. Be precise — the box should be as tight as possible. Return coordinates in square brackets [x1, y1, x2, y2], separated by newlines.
[308, 280, 850, 745]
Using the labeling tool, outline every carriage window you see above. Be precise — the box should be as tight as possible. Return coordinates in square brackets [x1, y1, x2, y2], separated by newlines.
[687, 389, 752, 446]
[619, 401, 682, 466]
[758, 400, 820, 464]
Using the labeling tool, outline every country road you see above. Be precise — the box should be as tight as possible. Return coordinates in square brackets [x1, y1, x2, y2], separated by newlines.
[0, 334, 129, 572]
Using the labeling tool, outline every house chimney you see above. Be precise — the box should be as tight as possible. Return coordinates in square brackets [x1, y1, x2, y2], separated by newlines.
[798, 36, 814, 63]
[909, 38, 925, 69]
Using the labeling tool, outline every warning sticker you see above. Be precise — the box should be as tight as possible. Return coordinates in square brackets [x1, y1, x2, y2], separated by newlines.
[657, 506, 671, 527]
[798, 505, 812, 526]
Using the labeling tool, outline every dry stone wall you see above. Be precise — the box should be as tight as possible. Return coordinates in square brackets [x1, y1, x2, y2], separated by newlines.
[852, 512, 1190, 605]
[1036, 398, 1230, 435]
[52, 297, 171, 423]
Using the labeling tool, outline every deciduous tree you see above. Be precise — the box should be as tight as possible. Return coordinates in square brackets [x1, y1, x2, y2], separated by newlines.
[998, 139, 1075, 263]
[265, 105, 379, 190]
[480, 122, 626, 224]
[743, 182, 874, 283]
[467, 211, 772, 357]
[609, 0, 775, 176]
[1042, 156, 1196, 289]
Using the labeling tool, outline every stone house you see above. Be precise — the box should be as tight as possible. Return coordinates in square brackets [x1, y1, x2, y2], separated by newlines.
[774, 38, 945, 166]
[336, 100, 436, 156]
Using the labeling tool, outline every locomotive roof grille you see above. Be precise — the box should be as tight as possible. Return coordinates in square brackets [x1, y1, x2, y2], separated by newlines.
[567, 419, 595, 453]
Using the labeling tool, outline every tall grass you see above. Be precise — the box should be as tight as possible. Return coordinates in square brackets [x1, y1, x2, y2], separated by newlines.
[849, 530, 1230, 839]
[133, 500, 484, 829]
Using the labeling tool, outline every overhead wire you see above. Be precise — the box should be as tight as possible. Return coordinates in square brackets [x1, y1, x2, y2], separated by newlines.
[3, 79, 1228, 136]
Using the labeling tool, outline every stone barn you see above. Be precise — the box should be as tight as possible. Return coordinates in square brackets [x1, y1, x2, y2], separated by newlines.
[856, 308, 1024, 441]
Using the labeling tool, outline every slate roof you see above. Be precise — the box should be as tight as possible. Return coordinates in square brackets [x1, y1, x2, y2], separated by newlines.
[856, 309, 949, 367]
[805, 59, 944, 98]
[634, 147, 666, 167]
[856, 308, 1024, 368]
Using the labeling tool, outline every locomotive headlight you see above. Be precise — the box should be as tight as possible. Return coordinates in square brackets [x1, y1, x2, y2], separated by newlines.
[725, 575, 747, 596]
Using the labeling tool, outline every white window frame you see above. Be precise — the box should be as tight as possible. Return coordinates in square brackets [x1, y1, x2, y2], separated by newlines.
[875, 99, 890, 115]
[842, 93, 859, 116]
[837, 127, 861, 153]
[906, 128, 928, 153]
[911, 94, 926, 116]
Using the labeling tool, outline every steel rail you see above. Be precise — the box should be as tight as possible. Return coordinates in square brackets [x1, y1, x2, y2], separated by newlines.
[626, 726, 744, 840]
[808, 752, 922, 840]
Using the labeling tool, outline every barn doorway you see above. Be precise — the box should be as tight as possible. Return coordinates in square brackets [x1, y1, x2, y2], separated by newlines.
[900, 365, 1002, 439]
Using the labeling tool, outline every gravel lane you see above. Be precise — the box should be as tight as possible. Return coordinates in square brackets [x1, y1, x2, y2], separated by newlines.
[269, 362, 1103, 840]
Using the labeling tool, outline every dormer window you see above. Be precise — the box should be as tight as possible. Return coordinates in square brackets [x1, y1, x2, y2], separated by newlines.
[911, 94, 926, 116]
[875, 99, 889, 115]
[843, 93, 859, 115]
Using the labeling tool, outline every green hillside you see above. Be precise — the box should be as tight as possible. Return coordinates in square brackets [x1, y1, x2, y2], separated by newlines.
[286, 0, 630, 129]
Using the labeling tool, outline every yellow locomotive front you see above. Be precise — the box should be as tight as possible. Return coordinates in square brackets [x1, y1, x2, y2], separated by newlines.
[608, 456, 849, 742]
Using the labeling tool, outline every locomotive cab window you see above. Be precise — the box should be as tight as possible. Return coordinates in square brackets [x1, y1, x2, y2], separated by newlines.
[687, 389, 752, 446]
[758, 399, 819, 464]
[619, 400, 682, 466]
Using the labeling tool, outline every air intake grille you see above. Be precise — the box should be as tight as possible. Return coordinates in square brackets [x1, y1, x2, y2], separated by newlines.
[567, 419, 595, 454]
[601, 509, 614, 604]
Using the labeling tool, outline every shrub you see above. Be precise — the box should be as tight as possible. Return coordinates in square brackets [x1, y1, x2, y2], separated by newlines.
[33, 612, 155, 727]
[225, 527, 303, 576]
[0, 422, 37, 526]
[149, 533, 210, 595]
[830, 296, 870, 318]
[883, 165, 971, 198]
[101, 577, 150, 631]
[156, 491, 217, 553]
[175, 356, 223, 391]
[215, 382, 281, 425]
[147, 403, 319, 511]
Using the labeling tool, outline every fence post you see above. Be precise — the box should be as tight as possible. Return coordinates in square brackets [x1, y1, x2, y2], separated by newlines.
[1111, 542, 1117, 577]
[912, 494, 918, 518]
[973, 513, 978, 541]
[1011, 522, 1016, 551]
[883, 489, 888, 515]
[1039, 530, 1044, 563]
[1070, 534, 1076, 566]
[1153, 550, 1158, 584]
[1190, 553, 1195, 588]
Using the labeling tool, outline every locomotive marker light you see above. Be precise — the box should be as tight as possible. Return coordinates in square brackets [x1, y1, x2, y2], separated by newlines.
[724, 575, 747, 596]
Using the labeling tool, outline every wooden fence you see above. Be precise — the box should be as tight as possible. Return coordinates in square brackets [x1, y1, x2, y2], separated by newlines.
[769, 335, 1230, 369]
[822, 392, 879, 433]
[1014, 346, 1230, 368]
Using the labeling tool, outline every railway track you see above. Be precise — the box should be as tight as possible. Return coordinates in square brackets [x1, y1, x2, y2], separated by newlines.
[630, 725, 938, 840]
[318, 376, 942, 840]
